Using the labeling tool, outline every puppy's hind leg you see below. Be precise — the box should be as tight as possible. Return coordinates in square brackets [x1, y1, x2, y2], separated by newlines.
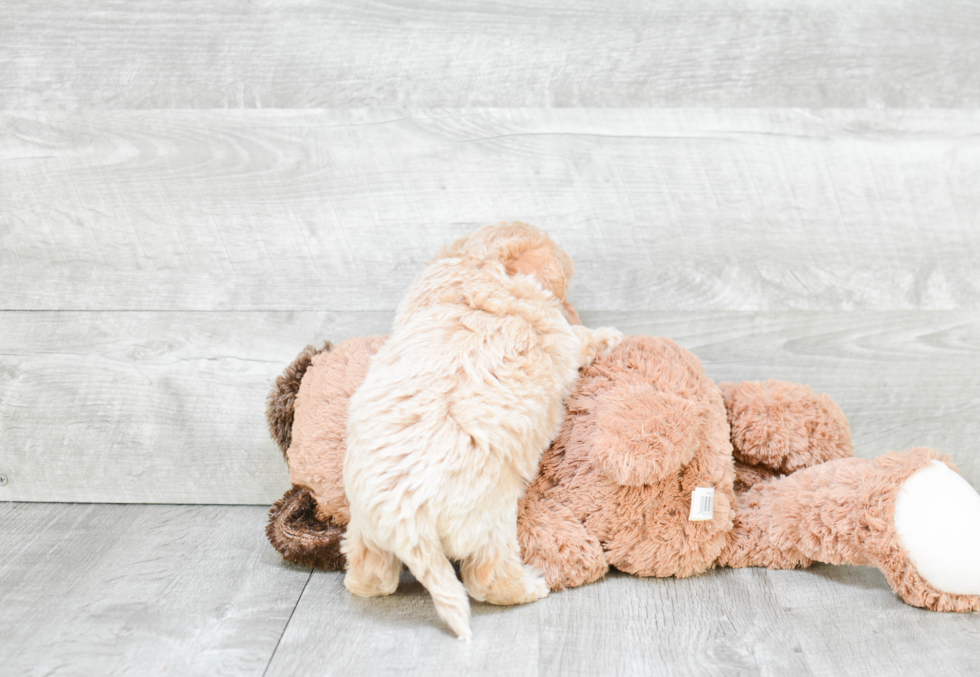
[462, 526, 549, 607]
[341, 525, 401, 597]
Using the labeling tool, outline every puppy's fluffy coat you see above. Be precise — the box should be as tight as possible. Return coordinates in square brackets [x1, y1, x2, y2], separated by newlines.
[342, 223, 621, 639]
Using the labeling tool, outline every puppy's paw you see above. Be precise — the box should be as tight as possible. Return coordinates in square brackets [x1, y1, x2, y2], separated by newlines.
[474, 565, 550, 605]
[575, 326, 623, 366]
[593, 327, 623, 355]
[522, 565, 550, 602]
[342, 547, 401, 598]
[343, 568, 399, 597]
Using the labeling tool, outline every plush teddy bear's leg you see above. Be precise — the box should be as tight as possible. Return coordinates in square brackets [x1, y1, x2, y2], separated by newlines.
[719, 380, 853, 475]
[719, 448, 980, 612]
[517, 491, 609, 591]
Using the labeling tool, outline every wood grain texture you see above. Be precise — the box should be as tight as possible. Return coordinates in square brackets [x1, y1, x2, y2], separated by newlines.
[2, 309, 977, 503]
[0, 310, 393, 504]
[2, 0, 979, 109]
[5, 503, 977, 676]
[266, 566, 541, 677]
[535, 569, 807, 677]
[766, 565, 980, 676]
[0, 502, 311, 677]
[3, 109, 979, 312]
[265, 564, 980, 676]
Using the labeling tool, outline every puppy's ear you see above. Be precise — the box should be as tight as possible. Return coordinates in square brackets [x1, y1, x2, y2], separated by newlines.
[505, 244, 568, 302]
[561, 300, 582, 325]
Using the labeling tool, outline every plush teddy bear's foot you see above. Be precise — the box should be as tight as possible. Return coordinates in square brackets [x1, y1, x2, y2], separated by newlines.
[893, 459, 980, 609]
[719, 447, 980, 611]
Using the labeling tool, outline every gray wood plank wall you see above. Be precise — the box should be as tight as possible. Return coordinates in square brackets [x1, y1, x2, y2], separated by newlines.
[3, 1, 979, 108]
[3, 310, 978, 503]
[1, 1, 979, 505]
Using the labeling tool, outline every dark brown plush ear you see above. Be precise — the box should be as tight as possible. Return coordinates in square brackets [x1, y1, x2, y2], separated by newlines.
[267, 485, 347, 570]
[266, 342, 332, 459]
[505, 244, 568, 302]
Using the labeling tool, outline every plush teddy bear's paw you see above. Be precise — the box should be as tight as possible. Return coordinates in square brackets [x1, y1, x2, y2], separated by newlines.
[538, 540, 609, 592]
[267, 485, 348, 570]
[721, 379, 853, 473]
[894, 460, 980, 607]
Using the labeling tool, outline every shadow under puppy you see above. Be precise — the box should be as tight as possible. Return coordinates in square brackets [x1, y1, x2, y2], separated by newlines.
[341, 223, 621, 639]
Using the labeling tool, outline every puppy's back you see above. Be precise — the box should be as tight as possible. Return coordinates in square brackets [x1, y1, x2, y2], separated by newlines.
[346, 257, 578, 507]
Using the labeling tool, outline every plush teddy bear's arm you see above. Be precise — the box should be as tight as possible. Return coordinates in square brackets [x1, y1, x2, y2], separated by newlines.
[589, 382, 705, 486]
[719, 380, 853, 474]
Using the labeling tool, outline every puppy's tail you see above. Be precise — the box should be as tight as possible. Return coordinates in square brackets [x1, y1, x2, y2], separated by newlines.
[267, 485, 347, 570]
[399, 538, 473, 640]
[266, 341, 332, 458]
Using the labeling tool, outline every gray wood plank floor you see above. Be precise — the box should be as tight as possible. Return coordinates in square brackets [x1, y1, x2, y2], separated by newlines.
[0, 503, 311, 677]
[4, 503, 979, 677]
[3, 0, 979, 673]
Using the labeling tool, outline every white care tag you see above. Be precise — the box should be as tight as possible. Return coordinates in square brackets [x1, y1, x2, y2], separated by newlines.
[689, 487, 715, 521]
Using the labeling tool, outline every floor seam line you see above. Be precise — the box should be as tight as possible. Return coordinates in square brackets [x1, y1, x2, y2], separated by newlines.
[262, 567, 314, 677]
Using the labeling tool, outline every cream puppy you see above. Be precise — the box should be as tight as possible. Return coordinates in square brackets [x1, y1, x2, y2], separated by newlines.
[341, 223, 621, 639]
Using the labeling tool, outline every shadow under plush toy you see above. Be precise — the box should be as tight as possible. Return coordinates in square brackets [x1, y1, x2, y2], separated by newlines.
[266, 319, 980, 613]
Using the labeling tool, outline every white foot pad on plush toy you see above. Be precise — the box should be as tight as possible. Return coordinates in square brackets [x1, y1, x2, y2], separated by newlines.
[895, 460, 980, 595]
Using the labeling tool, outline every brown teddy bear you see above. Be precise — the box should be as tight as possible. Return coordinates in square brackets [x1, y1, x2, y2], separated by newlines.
[267, 328, 980, 613]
